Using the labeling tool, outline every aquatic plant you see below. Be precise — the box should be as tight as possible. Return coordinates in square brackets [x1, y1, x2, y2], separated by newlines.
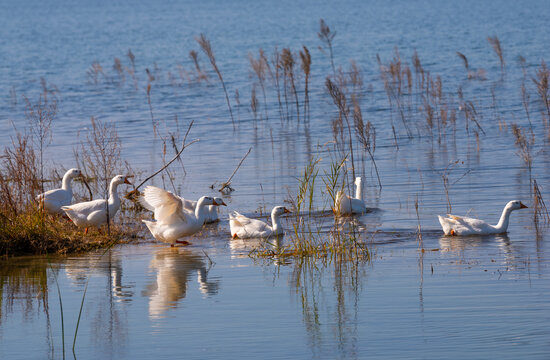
[189, 50, 208, 82]
[251, 158, 369, 262]
[196, 34, 235, 128]
[326, 78, 356, 180]
[533, 180, 550, 229]
[86, 61, 105, 84]
[318, 18, 336, 76]
[270, 48, 285, 123]
[487, 36, 505, 74]
[300, 46, 312, 122]
[352, 100, 381, 189]
[249, 49, 270, 121]
[511, 123, 534, 184]
[532, 60, 550, 132]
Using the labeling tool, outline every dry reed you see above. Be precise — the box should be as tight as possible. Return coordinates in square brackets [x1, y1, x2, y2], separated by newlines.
[318, 19, 336, 76]
[196, 34, 235, 128]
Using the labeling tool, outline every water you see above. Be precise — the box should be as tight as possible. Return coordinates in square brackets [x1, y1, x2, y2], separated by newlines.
[1, 0, 550, 358]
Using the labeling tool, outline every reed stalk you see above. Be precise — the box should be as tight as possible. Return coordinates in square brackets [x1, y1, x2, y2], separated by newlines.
[196, 34, 235, 128]
[318, 19, 336, 76]
[488, 36, 505, 75]
[326, 78, 356, 180]
[300, 46, 312, 122]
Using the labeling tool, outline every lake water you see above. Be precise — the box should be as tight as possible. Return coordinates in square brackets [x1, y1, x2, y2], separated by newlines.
[1, 0, 550, 358]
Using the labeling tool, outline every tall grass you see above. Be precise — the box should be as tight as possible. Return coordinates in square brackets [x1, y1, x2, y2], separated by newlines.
[252, 158, 369, 262]
[318, 19, 336, 76]
[196, 34, 235, 128]
[511, 123, 534, 185]
[488, 36, 505, 75]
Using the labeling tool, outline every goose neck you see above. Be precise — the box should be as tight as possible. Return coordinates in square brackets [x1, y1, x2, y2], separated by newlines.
[495, 205, 513, 232]
[194, 198, 209, 221]
[61, 173, 73, 191]
[108, 180, 120, 205]
[355, 179, 363, 201]
[271, 211, 282, 233]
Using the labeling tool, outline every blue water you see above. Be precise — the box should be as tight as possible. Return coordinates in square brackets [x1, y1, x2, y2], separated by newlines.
[1, 0, 550, 358]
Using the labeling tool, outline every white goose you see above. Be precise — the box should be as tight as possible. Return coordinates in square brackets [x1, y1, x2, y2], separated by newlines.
[36, 168, 82, 215]
[181, 197, 226, 223]
[229, 206, 290, 239]
[335, 176, 366, 215]
[62, 175, 132, 233]
[438, 200, 528, 236]
[140, 186, 224, 245]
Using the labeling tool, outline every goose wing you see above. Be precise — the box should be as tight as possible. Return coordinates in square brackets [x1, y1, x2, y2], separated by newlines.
[141, 186, 186, 224]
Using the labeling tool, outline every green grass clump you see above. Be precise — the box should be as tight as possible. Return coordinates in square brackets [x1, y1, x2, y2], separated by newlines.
[249, 158, 370, 262]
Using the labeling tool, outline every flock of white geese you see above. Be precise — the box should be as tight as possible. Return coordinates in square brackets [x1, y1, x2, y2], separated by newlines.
[36, 168, 529, 244]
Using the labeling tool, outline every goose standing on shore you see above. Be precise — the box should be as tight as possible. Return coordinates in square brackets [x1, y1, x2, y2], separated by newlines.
[36, 168, 82, 215]
[62, 175, 132, 233]
[229, 206, 290, 239]
[140, 186, 225, 245]
[438, 200, 528, 236]
[335, 176, 366, 215]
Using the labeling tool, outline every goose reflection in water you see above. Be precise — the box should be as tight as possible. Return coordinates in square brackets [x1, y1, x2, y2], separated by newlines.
[229, 235, 283, 257]
[143, 247, 220, 318]
[438, 233, 523, 268]
[64, 252, 134, 301]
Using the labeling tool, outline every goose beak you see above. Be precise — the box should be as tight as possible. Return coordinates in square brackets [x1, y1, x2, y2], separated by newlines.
[124, 177, 132, 185]
[283, 207, 291, 214]
[520, 202, 528, 209]
[214, 199, 227, 206]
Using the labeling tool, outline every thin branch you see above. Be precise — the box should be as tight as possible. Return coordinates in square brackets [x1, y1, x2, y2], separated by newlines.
[218, 147, 252, 192]
[132, 139, 199, 193]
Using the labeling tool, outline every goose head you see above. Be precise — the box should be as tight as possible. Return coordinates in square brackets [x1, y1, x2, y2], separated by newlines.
[507, 200, 528, 211]
[272, 206, 291, 217]
[213, 197, 227, 206]
[198, 196, 216, 206]
[112, 175, 133, 186]
[67, 168, 83, 178]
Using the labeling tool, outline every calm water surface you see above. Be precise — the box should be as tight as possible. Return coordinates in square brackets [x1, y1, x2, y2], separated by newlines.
[1, 0, 550, 358]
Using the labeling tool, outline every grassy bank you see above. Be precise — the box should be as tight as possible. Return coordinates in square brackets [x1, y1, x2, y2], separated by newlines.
[0, 209, 136, 256]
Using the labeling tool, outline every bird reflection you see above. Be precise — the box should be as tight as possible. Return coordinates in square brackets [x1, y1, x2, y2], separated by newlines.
[143, 247, 220, 319]
[64, 251, 134, 301]
[229, 235, 283, 257]
[438, 233, 521, 267]
[438, 233, 511, 252]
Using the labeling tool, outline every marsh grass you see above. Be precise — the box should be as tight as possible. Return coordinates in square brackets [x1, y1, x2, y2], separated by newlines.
[532, 60, 550, 132]
[249, 49, 270, 121]
[196, 34, 235, 128]
[511, 123, 534, 184]
[488, 36, 505, 75]
[251, 158, 369, 262]
[318, 19, 336, 76]
[300, 46, 312, 122]
[533, 180, 549, 229]
[280, 48, 300, 122]
[326, 78, 356, 180]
